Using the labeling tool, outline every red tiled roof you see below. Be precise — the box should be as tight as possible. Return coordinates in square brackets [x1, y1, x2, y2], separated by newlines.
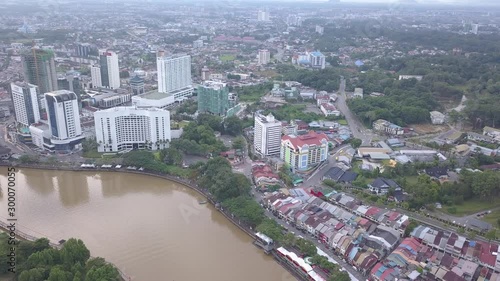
[282, 131, 328, 149]
[370, 263, 383, 276]
[479, 241, 498, 266]
[386, 211, 401, 221]
[365, 207, 381, 217]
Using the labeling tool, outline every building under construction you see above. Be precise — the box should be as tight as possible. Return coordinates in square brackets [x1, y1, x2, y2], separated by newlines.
[21, 48, 58, 95]
[197, 81, 237, 116]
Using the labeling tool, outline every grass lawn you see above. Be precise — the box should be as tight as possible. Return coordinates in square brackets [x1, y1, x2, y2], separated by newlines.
[404, 176, 419, 185]
[338, 119, 348, 125]
[220, 54, 236, 62]
[482, 210, 500, 227]
[179, 120, 190, 128]
[441, 198, 500, 216]
[154, 151, 161, 161]
[83, 150, 104, 158]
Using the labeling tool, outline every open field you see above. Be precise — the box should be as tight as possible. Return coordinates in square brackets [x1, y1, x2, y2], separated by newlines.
[440, 199, 500, 216]
[338, 119, 348, 125]
[220, 54, 236, 62]
[255, 70, 279, 78]
[411, 124, 449, 135]
[482, 210, 500, 227]
[83, 150, 103, 158]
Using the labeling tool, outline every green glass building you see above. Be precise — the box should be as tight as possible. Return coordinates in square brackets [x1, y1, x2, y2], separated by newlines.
[197, 81, 236, 116]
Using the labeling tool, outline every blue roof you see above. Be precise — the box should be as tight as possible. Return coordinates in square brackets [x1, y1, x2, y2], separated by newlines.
[355, 60, 364, 66]
[348, 247, 359, 261]
[339, 134, 350, 140]
[311, 51, 323, 56]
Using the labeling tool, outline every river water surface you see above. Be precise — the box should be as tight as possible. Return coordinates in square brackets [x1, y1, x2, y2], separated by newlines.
[0, 168, 294, 281]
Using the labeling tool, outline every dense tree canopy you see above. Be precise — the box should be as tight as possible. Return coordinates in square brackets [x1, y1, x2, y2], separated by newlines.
[348, 72, 438, 126]
[171, 122, 227, 156]
[0, 235, 119, 281]
[223, 116, 244, 136]
[276, 64, 345, 92]
[222, 196, 264, 227]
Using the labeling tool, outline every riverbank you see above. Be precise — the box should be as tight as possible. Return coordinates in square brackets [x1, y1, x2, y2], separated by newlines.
[0, 163, 307, 281]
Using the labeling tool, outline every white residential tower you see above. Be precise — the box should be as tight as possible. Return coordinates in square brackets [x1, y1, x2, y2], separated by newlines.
[254, 112, 282, 157]
[156, 52, 193, 100]
[94, 106, 171, 152]
[10, 82, 40, 127]
[44, 90, 84, 149]
[91, 50, 120, 89]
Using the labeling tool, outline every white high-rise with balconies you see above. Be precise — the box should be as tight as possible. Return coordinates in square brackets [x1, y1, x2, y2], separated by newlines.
[94, 106, 171, 152]
[43, 90, 84, 150]
[10, 82, 40, 127]
[91, 50, 120, 89]
[156, 52, 193, 101]
[258, 49, 271, 65]
[254, 112, 282, 157]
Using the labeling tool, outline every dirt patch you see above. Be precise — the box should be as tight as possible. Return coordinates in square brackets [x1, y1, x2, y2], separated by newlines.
[411, 124, 449, 134]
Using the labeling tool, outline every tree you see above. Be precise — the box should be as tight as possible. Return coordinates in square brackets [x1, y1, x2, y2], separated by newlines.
[224, 116, 243, 136]
[256, 219, 284, 242]
[296, 238, 317, 257]
[85, 257, 107, 272]
[160, 148, 183, 166]
[82, 137, 99, 153]
[197, 114, 223, 132]
[404, 219, 419, 237]
[85, 264, 120, 281]
[122, 150, 168, 172]
[47, 266, 72, 281]
[60, 239, 90, 267]
[310, 255, 337, 272]
[72, 271, 83, 281]
[18, 154, 40, 164]
[26, 248, 60, 268]
[349, 138, 362, 149]
[328, 270, 350, 281]
[232, 136, 245, 150]
[280, 233, 297, 247]
[18, 268, 47, 281]
[222, 197, 264, 227]
[486, 229, 497, 241]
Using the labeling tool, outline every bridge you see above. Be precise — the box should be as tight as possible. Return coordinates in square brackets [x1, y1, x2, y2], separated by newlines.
[0, 219, 132, 281]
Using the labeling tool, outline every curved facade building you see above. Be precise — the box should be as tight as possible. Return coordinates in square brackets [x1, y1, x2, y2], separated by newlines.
[35, 90, 84, 151]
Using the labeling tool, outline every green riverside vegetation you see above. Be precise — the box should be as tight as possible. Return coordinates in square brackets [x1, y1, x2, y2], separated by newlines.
[0, 234, 119, 281]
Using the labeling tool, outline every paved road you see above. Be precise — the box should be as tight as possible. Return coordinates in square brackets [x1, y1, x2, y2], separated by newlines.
[336, 77, 375, 146]
[252, 191, 365, 281]
[300, 145, 348, 188]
